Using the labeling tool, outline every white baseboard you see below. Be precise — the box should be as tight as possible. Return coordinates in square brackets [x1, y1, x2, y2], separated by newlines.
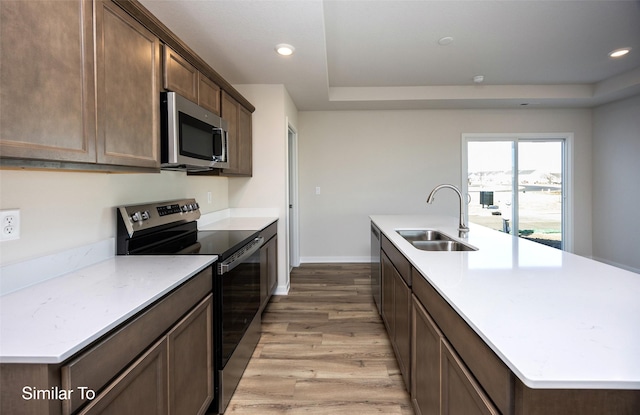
[274, 282, 290, 295]
[299, 256, 371, 264]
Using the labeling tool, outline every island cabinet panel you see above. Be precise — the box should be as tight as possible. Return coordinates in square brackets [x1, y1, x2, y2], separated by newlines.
[381, 250, 411, 390]
[513, 381, 640, 415]
[411, 294, 442, 415]
[412, 268, 514, 415]
[94, 0, 161, 169]
[381, 251, 395, 334]
[381, 235, 411, 286]
[441, 339, 500, 415]
[0, 0, 96, 163]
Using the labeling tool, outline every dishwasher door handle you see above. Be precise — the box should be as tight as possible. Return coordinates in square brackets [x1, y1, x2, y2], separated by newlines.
[218, 236, 265, 274]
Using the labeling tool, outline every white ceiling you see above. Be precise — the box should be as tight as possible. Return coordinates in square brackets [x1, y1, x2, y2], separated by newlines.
[139, 0, 640, 110]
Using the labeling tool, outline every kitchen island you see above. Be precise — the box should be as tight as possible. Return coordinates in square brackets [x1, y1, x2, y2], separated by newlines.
[371, 214, 640, 414]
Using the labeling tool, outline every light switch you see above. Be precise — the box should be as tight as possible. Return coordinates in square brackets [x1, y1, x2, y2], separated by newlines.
[315, 186, 321, 195]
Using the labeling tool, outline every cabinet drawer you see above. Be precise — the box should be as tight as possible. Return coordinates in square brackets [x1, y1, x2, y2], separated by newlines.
[412, 268, 513, 415]
[62, 268, 212, 414]
[381, 235, 411, 286]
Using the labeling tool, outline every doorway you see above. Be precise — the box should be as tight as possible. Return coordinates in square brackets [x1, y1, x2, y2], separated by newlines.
[287, 124, 300, 269]
[462, 134, 571, 250]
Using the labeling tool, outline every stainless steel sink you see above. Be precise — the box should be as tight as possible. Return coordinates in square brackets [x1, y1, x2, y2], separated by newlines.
[396, 229, 478, 251]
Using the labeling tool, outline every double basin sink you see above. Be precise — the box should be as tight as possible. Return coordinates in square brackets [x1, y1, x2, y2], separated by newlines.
[396, 229, 478, 252]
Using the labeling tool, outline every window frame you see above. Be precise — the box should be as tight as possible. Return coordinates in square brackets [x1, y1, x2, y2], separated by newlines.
[461, 133, 574, 252]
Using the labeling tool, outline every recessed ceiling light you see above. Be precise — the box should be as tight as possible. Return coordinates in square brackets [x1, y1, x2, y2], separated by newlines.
[438, 36, 454, 46]
[609, 47, 631, 58]
[275, 44, 295, 56]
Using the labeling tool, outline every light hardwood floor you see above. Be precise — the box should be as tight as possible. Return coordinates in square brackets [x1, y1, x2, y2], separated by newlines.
[225, 263, 414, 415]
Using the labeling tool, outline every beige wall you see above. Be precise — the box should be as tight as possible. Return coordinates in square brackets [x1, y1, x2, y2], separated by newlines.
[0, 169, 228, 264]
[232, 84, 298, 293]
[298, 108, 594, 261]
[592, 94, 640, 272]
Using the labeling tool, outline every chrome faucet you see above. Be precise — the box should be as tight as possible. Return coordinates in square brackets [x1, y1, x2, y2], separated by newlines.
[426, 184, 469, 234]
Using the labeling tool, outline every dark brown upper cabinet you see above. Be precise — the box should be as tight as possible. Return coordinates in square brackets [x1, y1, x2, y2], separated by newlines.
[163, 46, 221, 116]
[0, 0, 161, 171]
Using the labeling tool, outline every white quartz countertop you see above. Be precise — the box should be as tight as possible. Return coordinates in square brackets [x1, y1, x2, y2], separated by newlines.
[0, 255, 216, 364]
[370, 215, 640, 390]
[199, 216, 277, 231]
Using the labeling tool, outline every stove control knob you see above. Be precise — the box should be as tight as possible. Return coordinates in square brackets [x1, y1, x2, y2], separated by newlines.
[194, 202, 200, 210]
[141, 211, 150, 220]
[181, 205, 188, 212]
[131, 211, 143, 222]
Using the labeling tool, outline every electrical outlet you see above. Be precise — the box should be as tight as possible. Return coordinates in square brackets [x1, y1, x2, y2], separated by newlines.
[1, 209, 20, 241]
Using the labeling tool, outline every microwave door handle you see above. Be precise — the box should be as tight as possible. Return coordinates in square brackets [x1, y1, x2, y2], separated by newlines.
[212, 127, 227, 162]
[221, 129, 228, 162]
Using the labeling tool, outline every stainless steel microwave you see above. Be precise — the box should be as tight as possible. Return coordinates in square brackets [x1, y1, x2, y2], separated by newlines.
[161, 91, 229, 171]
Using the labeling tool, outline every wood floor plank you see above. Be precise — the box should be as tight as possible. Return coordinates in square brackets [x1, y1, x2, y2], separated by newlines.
[225, 263, 413, 414]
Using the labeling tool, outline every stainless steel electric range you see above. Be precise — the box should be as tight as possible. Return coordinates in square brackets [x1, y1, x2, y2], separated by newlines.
[116, 198, 263, 414]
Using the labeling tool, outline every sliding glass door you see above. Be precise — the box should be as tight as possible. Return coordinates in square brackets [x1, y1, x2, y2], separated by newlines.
[463, 135, 569, 250]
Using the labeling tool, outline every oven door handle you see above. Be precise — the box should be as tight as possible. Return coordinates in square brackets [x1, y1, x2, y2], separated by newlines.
[218, 236, 265, 274]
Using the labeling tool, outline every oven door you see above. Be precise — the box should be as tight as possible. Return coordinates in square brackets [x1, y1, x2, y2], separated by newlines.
[214, 236, 264, 413]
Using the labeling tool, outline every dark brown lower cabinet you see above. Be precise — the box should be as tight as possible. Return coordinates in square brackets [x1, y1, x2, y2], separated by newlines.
[0, 269, 213, 415]
[383, 233, 640, 415]
[77, 339, 168, 415]
[441, 339, 500, 415]
[411, 291, 499, 415]
[381, 251, 411, 389]
[411, 294, 441, 415]
[79, 294, 213, 415]
[167, 296, 213, 415]
[259, 223, 278, 312]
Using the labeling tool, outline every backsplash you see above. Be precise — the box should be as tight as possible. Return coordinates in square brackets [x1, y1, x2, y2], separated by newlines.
[0, 169, 229, 265]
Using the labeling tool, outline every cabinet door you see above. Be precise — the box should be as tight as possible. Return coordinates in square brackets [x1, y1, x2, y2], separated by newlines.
[441, 339, 499, 415]
[163, 46, 198, 103]
[267, 236, 278, 295]
[394, 269, 411, 390]
[381, 252, 395, 336]
[198, 73, 221, 115]
[0, 0, 96, 163]
[78, 338, 168, 415]
[260, 236, 278, 311]
[95, 0, 160, 169]
[237, 105, 253, 176]
[411, 295, 442, 415]
[221, 91, 239, 173]
[220, 91, 252, 176]
[168, 295, 213, 415]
